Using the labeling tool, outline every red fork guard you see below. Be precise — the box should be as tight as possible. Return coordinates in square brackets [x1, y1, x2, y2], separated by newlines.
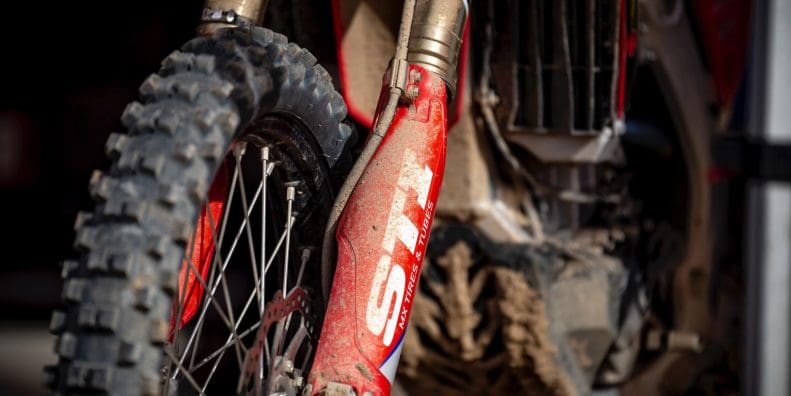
[169, 162, 229, 336]
[308, 65, 449, 395]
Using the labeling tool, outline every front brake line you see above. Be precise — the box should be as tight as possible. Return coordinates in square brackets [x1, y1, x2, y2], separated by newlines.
[319, 0, 417, 300]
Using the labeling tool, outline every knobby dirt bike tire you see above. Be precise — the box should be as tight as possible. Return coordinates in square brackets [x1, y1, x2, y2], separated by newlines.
[48, 27, 353, 395]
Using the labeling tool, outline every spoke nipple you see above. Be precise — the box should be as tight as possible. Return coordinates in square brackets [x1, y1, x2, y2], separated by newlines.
[283, 359, 294, 373]
[286, 186, 296, 201]
[266, 162, 275, 176]
[234, 141, 247, 157]
[261, 146, 270, 161]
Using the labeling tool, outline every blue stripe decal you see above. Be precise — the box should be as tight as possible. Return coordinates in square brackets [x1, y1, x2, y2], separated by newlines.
[378, 330, 407, 383]
[381, 331, 406, 365]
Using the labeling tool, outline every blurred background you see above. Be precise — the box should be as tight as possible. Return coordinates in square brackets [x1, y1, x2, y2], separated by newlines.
[0, 1, 216, 394]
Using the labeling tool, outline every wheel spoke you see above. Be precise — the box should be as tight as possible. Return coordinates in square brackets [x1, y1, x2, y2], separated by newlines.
[234, 143, 264, 316]
[207, 207, 246, 369]
[167, 136, 315, 394]
[282, 186, 296, 298]
[171, 178, 265, 379]
[188, 236, 219, 370]
[165, 345, 206, 395]
[260, 147, 271, 317]
[192, 321, 260, 375]
[188, 160, 240, 369]
[295, 248, 310, 288]
[281, 250, 311, 345]
[188, 146, 300, 392]
[163, 220, 200, 395]
[194, 221, 295, 382]
[221, 181, 263, 273]
[264, 219, 293, 274]
[171, 215, 250, 380]
[182, 243, 244, 343]
[198, 291, 260, 389]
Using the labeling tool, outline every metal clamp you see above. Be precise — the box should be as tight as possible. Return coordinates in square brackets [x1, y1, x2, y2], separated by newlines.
[389, 59, 410, 93]
[200, 8, 253, 27]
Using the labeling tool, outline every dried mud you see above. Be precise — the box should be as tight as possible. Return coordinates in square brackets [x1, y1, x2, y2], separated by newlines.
[398, 242, 576, 396]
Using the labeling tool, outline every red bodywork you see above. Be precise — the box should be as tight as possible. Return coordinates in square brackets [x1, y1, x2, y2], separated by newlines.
[171, 163, 228, 335]
[308, 65, 448, 395]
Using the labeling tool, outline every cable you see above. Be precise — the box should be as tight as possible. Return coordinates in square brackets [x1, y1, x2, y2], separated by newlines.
[320, 0, 417, 300]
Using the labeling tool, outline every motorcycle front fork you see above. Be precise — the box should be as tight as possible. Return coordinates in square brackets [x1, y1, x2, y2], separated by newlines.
[198, 1, 468, 395]
[308, 63, 449, 395]
[308, 1, 467, 394]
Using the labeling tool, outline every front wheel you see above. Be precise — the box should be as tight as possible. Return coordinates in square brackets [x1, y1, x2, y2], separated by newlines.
[48, 27, 353, 396]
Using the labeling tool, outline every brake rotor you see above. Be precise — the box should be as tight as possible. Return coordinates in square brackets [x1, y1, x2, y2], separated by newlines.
[239, 287, 318, 396]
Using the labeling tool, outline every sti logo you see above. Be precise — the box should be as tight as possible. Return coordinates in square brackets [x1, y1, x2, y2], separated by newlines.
[365, 149, 433, 346]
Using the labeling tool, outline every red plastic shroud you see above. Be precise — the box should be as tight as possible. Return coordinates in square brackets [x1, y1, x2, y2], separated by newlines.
[308, 65, 448, 395]
[170, 162, 228, 336]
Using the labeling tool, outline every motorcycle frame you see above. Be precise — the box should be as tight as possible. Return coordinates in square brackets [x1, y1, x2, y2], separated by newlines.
[198, 0, 468, 394]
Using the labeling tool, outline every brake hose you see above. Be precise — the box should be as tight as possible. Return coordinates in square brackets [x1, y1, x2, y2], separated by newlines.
[320, 0, 417, 299]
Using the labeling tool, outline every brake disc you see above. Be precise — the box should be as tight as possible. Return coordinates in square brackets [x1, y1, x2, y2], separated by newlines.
[238, 287, 317, 396]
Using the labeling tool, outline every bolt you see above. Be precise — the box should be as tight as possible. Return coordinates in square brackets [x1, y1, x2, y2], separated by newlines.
[292, 376, 304, 388]
[225, 10, 236, 22]
[409, 69, 423, 83]
[406, 85, 420, 100]
[283, 359, 294, 374]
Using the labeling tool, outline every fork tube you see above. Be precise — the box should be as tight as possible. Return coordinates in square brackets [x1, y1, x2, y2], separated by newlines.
[408, 0, 468, 97]
[198, 0, 270, 35]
